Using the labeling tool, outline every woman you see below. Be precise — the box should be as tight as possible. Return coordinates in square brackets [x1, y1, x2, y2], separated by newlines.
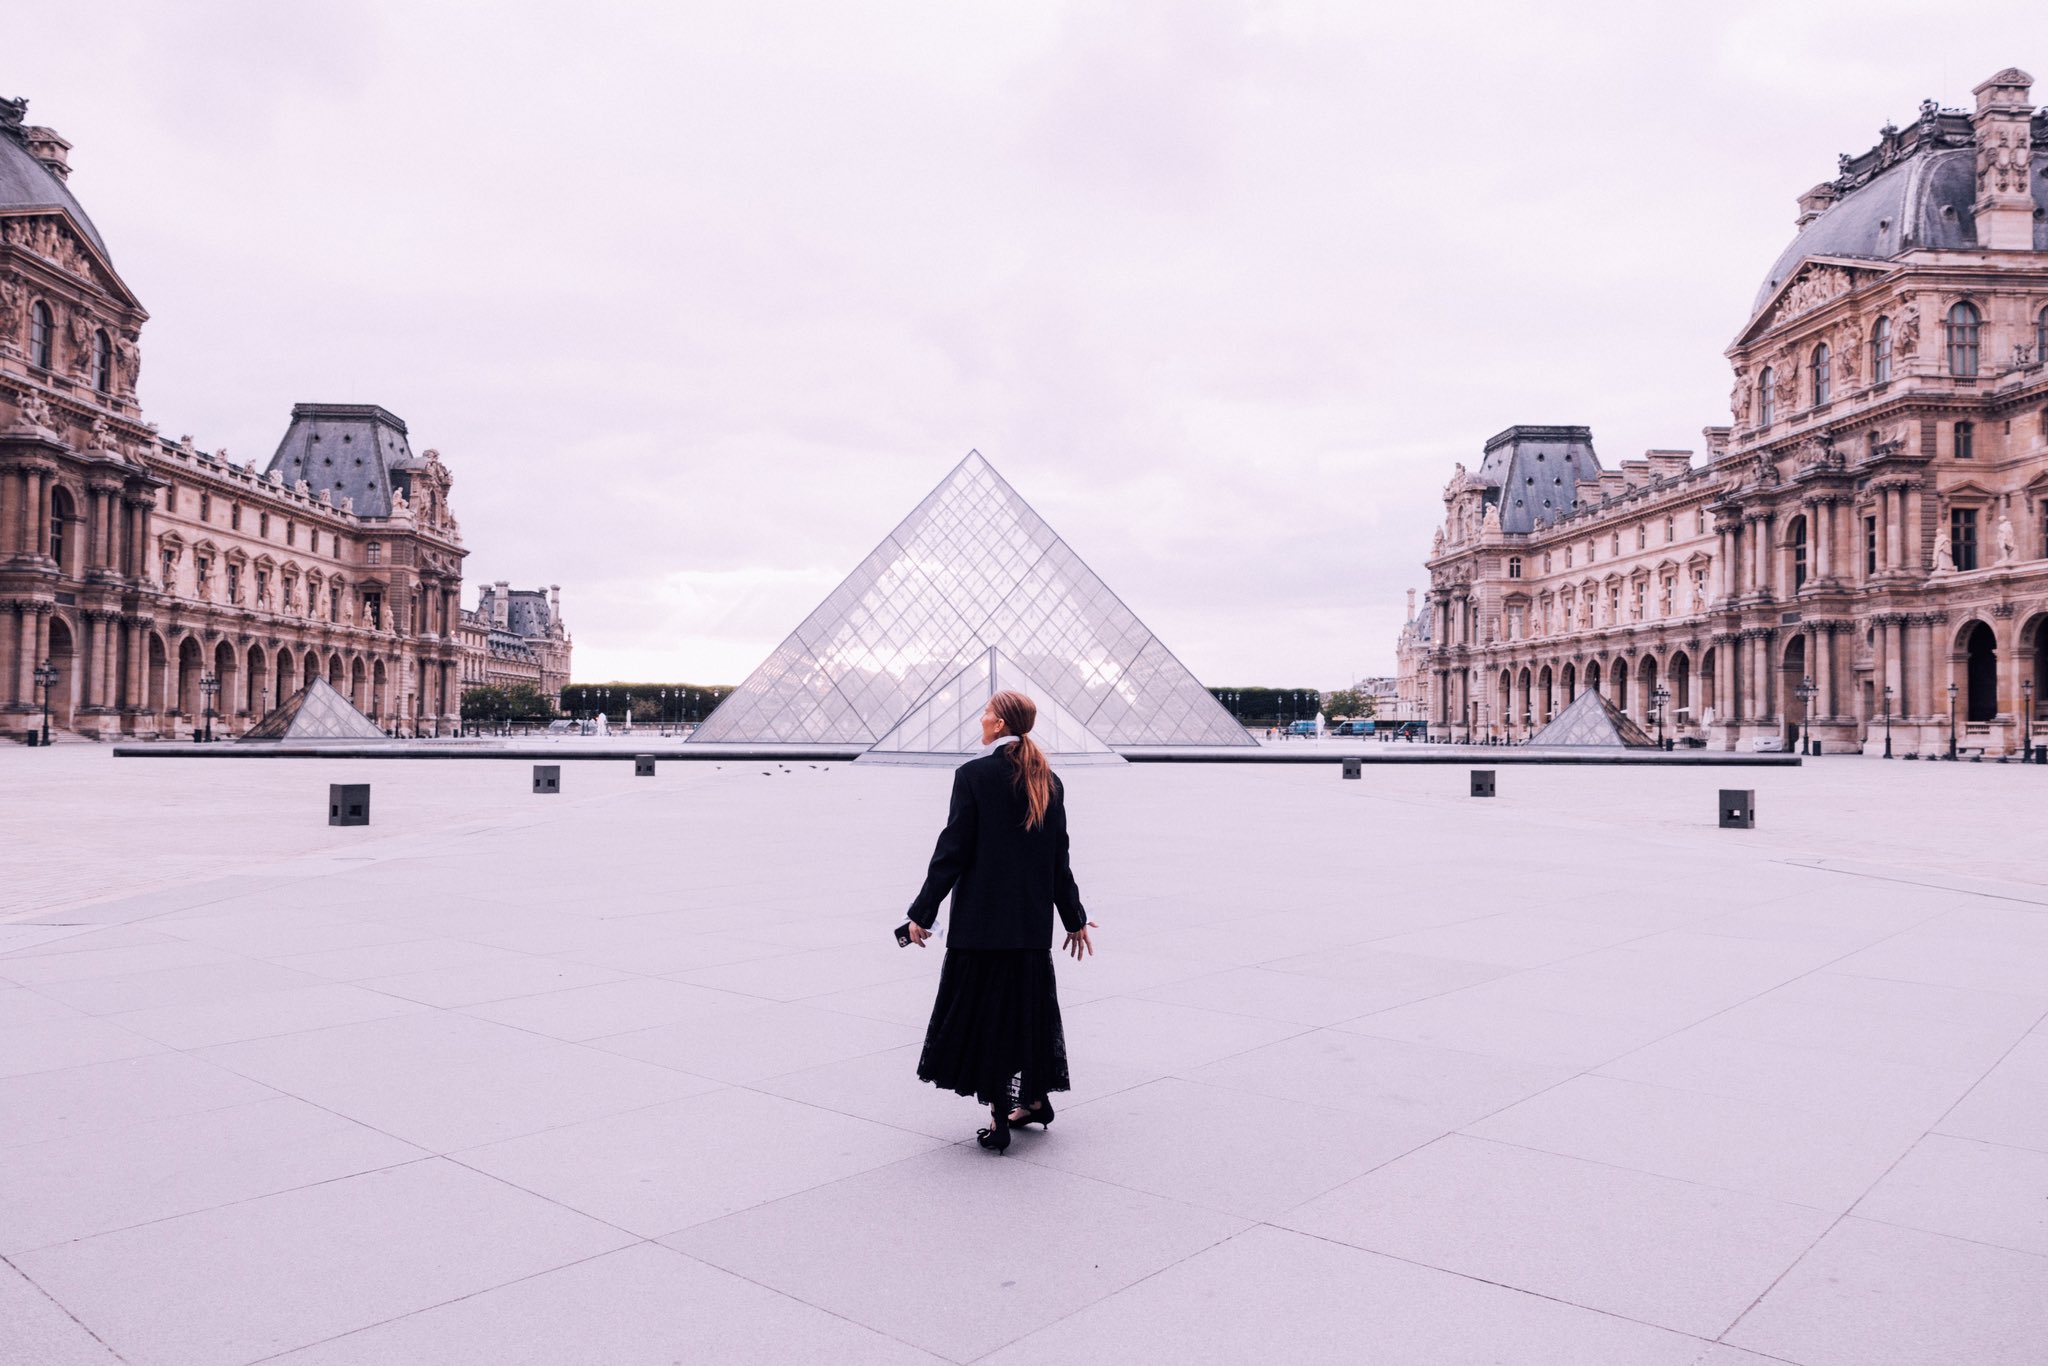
[901, 689, 1094, 1154]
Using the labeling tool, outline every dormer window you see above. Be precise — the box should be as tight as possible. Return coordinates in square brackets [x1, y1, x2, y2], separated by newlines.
[1871, 316, 1892, 383]
[1810, 343, 1830, 405]
[1946, 301, 1981, 377]
[28, 301, 52, 369]
[1758, 366, 1776, 426]
[91, 329, 111, 394]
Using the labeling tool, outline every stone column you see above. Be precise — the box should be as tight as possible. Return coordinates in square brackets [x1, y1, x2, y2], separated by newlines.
[1918, 617, 1939, 721]
[1813, 502, 1832, 582]
[1808, 627, 1826, 717]
[1888, 486, 1906, 571]
[1900, 485, 1916, 573]
[29, 470, 48, 559]
[0, 468, 14, 557]
[14, 607, 35, 704]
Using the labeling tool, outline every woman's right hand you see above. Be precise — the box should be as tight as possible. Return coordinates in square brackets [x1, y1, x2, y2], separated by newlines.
[905, 921, 930, 947]
[1063, 922, 1096, 959]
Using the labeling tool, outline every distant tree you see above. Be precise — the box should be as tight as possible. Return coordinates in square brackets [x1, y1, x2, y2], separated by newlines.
[460, 686, 510, 724]
[1357, 692, 1377, 720]
[503, 684, 555, 719]
[1323, 689, 1363, 718]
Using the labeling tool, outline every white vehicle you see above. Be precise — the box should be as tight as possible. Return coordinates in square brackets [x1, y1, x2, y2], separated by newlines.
[1749, 735, 1785, 753]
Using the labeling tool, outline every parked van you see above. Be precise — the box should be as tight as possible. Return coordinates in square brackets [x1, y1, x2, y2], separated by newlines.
[1331, 719, 1376, 736]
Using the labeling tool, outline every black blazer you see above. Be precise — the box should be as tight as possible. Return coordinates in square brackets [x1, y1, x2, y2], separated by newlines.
[906, 747, 1087, 950]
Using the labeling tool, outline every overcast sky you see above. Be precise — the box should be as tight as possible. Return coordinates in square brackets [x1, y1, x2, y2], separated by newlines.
[11, 3, 2037, 686]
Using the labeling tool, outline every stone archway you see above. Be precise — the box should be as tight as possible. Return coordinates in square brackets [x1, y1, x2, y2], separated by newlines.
[44, 615, 77, 729]
[212, 640, 238, 736]
[1538, 664, 1554, 721]
[1962, 620, 1998, 724]
[1669, 651, 1692, 727]
[175, 636, 204, 719]
[245, 645, 268, 720]
[1781, 633, 1808, 746]
[1637, 654, 1660, 726]
[1561, 661, 1577, 703]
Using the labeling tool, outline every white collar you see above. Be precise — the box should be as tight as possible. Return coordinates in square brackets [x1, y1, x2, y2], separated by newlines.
[987, 734, 1022, 750]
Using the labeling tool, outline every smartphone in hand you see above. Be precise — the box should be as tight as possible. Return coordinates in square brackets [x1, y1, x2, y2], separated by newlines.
[894, 922, 915, 948]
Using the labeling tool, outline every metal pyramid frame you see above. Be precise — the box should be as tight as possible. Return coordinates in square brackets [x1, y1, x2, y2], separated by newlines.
[859, 646, 1123, 765]
[240, 676, 389, 742]
[1526, 688, 1657, 748]
[693, 452, 1251, 750]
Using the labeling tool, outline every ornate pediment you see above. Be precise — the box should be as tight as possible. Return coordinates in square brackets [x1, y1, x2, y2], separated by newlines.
[1740, 257, 1892, 345]
[0, 212, 140, 308]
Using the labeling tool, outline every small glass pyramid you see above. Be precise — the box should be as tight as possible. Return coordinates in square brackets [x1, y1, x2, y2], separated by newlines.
[860, 647, 1122, 765]
[240, 676, 389, 742]
[1526, 689, 1656, 748]
[693, 452, 1251, 751]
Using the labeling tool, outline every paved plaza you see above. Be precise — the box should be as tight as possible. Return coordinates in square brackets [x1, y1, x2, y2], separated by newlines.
[4, 746, 2047, 1364]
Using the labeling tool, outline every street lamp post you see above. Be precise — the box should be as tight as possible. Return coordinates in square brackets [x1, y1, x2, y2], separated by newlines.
[1653, 683, 1671, 750]
[32, 659, 57, 746]
[1947, 680, 1959, 760]
[199, 670, 219, 744]
[1881, 684, 1893, 759]
[1795, 676, 1817, 756]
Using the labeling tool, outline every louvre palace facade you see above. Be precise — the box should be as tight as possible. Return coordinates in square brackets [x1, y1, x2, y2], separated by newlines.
[0, 96, 479, 739]
[1411, 67, 2048, 756]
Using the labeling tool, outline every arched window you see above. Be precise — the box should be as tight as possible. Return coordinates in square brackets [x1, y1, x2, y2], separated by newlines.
[91, 329, 111, 394]
[1871, 316, 1892, 383]
[1758, 366, 1776, 426]
[1790, 515, 1809, 590]
[1946, 301, 1981, 377]
[1811, 343, 1831, 405]
[29, 301, 52, 369]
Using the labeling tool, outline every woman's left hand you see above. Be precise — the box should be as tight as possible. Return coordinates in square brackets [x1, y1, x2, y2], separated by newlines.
[1063, 922, 1097, 959]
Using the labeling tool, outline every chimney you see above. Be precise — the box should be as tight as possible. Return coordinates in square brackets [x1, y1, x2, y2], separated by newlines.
[23, 126, 70, 182]
[1970, 67, 2035, 250]
[492, 581, 510, 629]
[1794, 182, 1836, 230]
[1406, 587, 1416, 621]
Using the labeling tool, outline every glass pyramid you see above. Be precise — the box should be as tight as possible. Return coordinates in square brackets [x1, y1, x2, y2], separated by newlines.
[860, 647, 1122, 765]
[240, 676, 389, 742]
[693, 452, 1252, 750]
[1526, 688, 1656, 748]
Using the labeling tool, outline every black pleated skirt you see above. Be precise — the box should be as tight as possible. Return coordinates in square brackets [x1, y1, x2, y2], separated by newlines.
[916, 947, 1070, 1107]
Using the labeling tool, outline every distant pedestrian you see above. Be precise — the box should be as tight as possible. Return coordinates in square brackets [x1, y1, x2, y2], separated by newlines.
[900, 690, 1093, 1154]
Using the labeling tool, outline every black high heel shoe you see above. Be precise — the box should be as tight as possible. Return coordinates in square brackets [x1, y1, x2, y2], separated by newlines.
[976, 1106, 1011, 1154]
[1009, 1098, 1055, 1128]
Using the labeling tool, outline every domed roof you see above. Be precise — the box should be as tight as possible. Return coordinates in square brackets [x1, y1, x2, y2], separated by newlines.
[0, 105, 110, 260]
[1752, 108, 2048, 316]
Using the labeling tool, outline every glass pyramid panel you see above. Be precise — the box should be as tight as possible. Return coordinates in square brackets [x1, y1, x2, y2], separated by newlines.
[694, 452, 1252, 749]
[240, 676, 388, 742]
[1526, 688, 1657, 748]
[863, 647, 1118, 761]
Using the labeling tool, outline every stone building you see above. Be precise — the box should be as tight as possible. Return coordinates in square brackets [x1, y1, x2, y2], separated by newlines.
[1408, 67, 2048, 756]
[456, 582, 572, 701]
[1391, 588, 1433, 720]
[0, 98, 469, 740]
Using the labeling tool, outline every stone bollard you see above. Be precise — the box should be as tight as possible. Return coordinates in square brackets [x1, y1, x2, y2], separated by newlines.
[1341, 757, 1362, 779]
[329, 783, 370, 826]
[533, 765, 561, 795]
[634, 755, 655, 777]
[1470, 769, 1495, 798]
[1719, 789, 1755, 829]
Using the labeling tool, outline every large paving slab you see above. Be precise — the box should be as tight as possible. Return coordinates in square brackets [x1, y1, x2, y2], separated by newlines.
[3, 745, 2046, 1362]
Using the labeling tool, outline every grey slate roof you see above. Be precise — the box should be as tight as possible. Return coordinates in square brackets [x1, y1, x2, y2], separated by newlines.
[1753, 142, 2048, 315]
[1476, 426, 1602, 534]
[0, 112, 109, 259]
[264, 404, 418, 520]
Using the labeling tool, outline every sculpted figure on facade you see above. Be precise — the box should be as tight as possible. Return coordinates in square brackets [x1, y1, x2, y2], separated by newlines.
[0, 277, 23, 347]
[1997, 509, 2016, 564]
[1730, 370, 1753, 426]
[1895, 300, 1920, 355]
[1932, 526, 1955, 573]
[1838, 319, 1862, 384]
[114, 331, 140, 391]
[13, 386, 53, 432]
